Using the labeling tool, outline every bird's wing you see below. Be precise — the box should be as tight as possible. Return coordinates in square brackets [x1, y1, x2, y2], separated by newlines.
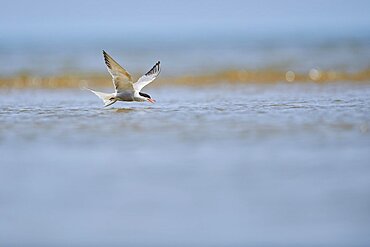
[103, 50, 134, 93]
[134, 61, 160, 92]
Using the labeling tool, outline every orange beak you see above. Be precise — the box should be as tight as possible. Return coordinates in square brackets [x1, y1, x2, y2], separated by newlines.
[147, 98, 156, 104]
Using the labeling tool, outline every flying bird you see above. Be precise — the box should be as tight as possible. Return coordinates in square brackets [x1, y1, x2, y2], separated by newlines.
[87, 51, 160, 107]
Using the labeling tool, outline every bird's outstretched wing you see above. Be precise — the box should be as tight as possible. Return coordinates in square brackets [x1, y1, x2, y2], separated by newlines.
[103, 50, 134, 93]
[134, 61, 160, 92]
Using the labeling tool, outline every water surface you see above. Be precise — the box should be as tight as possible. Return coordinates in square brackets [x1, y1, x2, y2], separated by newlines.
[0, 83, 370, 246]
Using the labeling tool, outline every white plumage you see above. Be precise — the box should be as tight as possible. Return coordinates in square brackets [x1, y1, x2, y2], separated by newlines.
[87, 50, 160, 107]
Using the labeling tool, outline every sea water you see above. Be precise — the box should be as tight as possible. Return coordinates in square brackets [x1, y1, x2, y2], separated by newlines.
[0, 83, 369, 246]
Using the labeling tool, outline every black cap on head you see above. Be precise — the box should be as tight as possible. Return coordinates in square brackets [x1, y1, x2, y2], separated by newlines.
[139, 92, 151, 99]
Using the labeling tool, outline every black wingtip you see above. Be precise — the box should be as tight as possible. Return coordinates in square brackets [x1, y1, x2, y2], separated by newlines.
[103, 50, 109, 58]
[102, 50, 111, 69]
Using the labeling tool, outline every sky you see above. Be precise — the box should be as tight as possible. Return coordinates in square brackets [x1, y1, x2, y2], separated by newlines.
[0, 0, 369, 75]
[1, 0, 370, 39]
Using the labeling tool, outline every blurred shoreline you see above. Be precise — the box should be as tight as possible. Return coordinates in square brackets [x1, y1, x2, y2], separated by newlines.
[1, 68, 369, 89]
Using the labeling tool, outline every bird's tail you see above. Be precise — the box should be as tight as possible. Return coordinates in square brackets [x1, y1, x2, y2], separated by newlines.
[84, 88, 116, 107]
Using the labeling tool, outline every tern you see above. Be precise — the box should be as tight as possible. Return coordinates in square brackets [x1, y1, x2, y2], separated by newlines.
[87, 50, 160, 107]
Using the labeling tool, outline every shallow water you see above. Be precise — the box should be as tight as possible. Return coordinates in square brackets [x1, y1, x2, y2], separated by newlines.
[2, 31, 370, 76]
[1, 83, 370, 246]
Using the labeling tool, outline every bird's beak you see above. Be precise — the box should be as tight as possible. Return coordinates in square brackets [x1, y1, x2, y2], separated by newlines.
[147, 98, 156, 104]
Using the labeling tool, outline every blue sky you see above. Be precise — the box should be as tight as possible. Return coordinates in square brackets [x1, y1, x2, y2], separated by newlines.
[1, 0, 370, 38]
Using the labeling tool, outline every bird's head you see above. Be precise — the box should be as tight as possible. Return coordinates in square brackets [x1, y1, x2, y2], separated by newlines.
[139, 92, 156, 104]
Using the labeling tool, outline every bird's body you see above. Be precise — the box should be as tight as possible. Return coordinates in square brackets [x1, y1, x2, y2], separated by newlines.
[87, 51, 160, 107]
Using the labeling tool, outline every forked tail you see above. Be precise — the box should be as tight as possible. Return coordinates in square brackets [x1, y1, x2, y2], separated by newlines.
[85, 88, 117, 107]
